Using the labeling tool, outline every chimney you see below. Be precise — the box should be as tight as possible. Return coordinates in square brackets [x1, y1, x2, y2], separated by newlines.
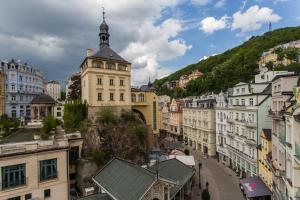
[86, 48, 93, 57]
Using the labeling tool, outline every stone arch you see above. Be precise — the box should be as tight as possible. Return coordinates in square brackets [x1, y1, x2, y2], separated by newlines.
[132, 108, 146, 124]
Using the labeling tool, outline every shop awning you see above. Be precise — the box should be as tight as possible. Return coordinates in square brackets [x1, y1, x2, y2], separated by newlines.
[240, 177, 271, 198]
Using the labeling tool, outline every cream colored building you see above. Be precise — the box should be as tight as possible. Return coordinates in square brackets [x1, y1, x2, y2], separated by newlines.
[0, 70, 4, 116]
[183, 95, 217, 156]
[46, 80, 61, 101]
[284, 85, 300, 200]
[267, 73, 298, 199]
[80, 14, 131, 118]
[167, 99, 183, 140]
[0, 132, 83, 200]
[0, 140, 69, 200]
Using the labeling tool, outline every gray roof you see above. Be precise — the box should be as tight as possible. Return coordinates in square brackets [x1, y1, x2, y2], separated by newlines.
[78, 194, 112, 200]
[150, 159, 195, 198]
[93, 158, 157, 200]
[30, 94, 56, 104]
[92, 46, 129, 63]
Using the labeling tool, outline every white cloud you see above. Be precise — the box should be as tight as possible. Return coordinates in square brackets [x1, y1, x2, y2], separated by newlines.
[273, 0, 290, 3]
[191, 0, 211, 6]
[200, 15, 230, 33]
[199, 54, 216, 61]
[120, 18, 192, 84]
[215, 0, 226, 8]
[232, 5, 281, 32]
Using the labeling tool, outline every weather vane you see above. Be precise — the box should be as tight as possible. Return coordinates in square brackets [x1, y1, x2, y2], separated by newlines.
[102, 7, 105, 21]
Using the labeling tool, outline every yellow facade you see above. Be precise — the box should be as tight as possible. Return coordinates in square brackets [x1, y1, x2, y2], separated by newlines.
[258, 129, 272, 191]
[0, 70, 4, 116]
[80, 54, 131, 117]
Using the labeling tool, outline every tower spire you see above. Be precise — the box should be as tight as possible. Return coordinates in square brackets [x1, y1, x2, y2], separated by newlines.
[99, 7, 110, 49]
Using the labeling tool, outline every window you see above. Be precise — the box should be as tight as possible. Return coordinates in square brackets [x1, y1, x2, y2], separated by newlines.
[110, 93, 114, 101]
[241, 99, 245, 106]
[236, 88, 240, 94]
[235, 99, 239, 105]
[1, 164, 26, 189]
[11, 95, 16, 101]
[19, 76, 23, 81]
[241, 88, 245, 93]
[120, 93, 124, 101]
[107, 63, 115, 70]
[131, 93, 136, 102]
[250, 98, 253, 106]
[139, 93, 145, 102]
[109, 79, 114, 86]
[69, 147, 79, 162]
[25, 194, 32, 200]
[44, 189, 51, 198]
[20, 95, 23, 102]
[97, 93, 102, 101]
[39, 159, 57, 181]
[8, 197, 21, 200]
[11, 84, 15, 91]
[120, 79, 124, 86]
[97, 78, 102, 85]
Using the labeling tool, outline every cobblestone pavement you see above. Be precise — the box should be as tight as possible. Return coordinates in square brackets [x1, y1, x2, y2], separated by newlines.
[189, 148, 244, 200]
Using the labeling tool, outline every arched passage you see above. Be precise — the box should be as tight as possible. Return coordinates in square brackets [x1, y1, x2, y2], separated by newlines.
[132, 108, 146, 124]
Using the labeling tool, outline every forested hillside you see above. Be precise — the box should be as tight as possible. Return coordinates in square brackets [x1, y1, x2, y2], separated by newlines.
[154, 26, 300, 97]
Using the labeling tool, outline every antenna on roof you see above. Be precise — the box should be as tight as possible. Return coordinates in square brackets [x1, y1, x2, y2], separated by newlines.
[269, 21, 272, 32]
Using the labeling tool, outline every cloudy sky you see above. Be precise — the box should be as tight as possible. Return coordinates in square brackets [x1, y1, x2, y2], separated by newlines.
[0, 0, 299, 87]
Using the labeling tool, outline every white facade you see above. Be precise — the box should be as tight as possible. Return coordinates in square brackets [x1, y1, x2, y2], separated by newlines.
[226, 82, 272, 177]
[183, 95, 217, 156]
[46, 81, 61, 101]
[215, 92, 229, 165]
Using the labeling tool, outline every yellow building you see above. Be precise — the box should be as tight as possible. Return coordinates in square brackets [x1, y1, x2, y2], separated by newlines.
[0, 70, 4, 116]
[131, 83, 159, 146]
[258, 128, 272, 191]
[167, 99, 183, 140]
[80, 12, 131, 118]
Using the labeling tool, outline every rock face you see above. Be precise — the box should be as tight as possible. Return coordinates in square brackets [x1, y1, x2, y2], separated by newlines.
[82, 110, 149, 165]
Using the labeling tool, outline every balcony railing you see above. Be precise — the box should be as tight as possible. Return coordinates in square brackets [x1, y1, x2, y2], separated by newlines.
[245, 121, 256, 128]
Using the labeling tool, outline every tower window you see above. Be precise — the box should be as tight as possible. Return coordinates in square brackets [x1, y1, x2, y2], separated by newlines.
[98, 93, 102, 101]
[120, 80, 124, 86]
[97, 78, 102, 85]
[109, 79, 114, 86]
[110, 93, 114, 101]
[120, 93, 124, 101]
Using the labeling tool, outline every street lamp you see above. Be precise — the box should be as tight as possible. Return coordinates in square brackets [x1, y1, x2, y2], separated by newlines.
[198, 162, 202, 189]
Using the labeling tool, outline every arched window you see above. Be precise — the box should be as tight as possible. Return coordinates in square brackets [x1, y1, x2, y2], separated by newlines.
[131, 93, 136, 102]
[107, 62, 116, 70]
[138, 93, 145, 102]
[118, 64, 127, 71]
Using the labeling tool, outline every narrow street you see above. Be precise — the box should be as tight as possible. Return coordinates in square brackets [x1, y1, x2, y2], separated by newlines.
[189, 148, 244, 200]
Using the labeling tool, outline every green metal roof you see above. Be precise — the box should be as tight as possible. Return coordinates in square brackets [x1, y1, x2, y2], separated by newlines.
[151, 159, 195, 198]
[78, 193, 112, 200]
[93, 158, 157, 200]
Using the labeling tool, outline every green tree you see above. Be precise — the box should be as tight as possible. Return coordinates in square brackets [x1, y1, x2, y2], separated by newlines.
[41, 116, 57, 139]
[67, 74, 81, 100]
[265, 61, 274, 70]
[284, 47, 300, 62]
[275, 47, 284, 61]
[63, 100, 88, 132]
[98, 107, 116, 124]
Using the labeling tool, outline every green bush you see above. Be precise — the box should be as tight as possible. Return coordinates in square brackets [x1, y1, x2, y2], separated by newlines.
[42, 116, 57, 138]
[121, 110, 137, 122]
[98, 107, 116, 124]
[184, 149, 190, 155]
[91, 149, 107, 165]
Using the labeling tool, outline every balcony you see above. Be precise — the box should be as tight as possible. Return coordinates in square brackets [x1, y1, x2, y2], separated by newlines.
[245, 121, 256, 128]
[227, 130, 235, 138]
[295, 143, 300, 164]
[245, 138, 257, 146]
[268, 109, 285, 119]
[227, 118, 235, 123]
